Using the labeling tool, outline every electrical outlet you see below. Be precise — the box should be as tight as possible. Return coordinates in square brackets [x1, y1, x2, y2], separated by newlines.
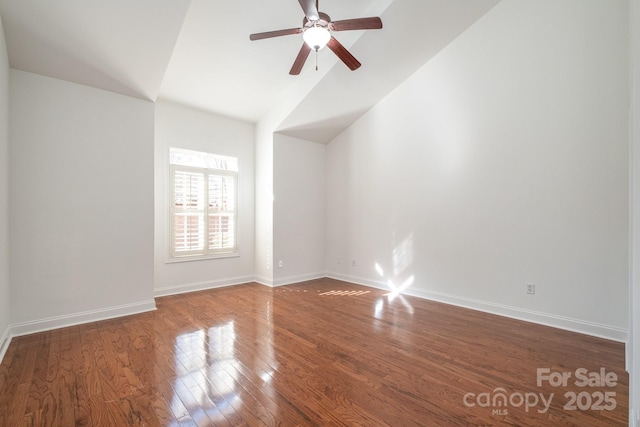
[278, 260, 283, 268]
[526, 283, 535, 295]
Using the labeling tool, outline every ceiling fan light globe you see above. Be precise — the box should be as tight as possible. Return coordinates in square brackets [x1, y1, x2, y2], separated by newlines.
[303, 26, 330, 50]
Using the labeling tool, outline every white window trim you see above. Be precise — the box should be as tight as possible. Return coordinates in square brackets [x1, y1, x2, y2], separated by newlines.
[168, 162, 239, 262]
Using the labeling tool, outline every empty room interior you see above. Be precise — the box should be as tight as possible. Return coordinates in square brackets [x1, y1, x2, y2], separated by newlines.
[1, 0, 640, 425]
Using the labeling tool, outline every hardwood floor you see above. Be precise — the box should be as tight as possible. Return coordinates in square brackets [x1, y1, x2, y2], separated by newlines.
[0, 278, 628, 426]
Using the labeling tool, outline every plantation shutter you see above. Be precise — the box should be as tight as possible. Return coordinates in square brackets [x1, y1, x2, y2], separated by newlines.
[208, 172, 237, 253]
[171, 166, 206, 257]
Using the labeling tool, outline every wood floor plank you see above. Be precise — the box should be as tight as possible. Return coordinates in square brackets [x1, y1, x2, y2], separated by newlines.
[0, 278, 629, 426]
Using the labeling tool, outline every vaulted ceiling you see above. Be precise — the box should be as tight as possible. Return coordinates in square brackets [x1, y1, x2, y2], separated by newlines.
[0, 0, 500, 143]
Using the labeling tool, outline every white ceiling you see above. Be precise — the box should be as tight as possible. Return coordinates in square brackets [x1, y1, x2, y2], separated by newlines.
[159, 0, 396, 124]
[0, 0, 500, 143]
[276, 0, 502, 143]
[0, 0, 191, 101]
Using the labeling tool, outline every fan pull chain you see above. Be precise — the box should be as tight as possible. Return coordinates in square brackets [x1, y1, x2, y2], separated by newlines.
[315, 49, 318, 71]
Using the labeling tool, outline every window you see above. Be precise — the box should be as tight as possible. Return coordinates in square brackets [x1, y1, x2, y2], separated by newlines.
[169, 148, 238, 259]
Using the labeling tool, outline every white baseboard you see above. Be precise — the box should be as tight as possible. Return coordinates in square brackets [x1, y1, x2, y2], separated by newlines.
[254, 274, 274, 287]
[0, 325, 11, 364]
[154, 275, 256, 297]
[326, 272, 628, 343]
[273, 272, 325, 287]
[10, 299, 157, 338]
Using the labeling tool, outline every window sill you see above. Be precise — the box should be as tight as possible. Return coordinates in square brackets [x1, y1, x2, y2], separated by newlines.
[165, 252, 239, 264]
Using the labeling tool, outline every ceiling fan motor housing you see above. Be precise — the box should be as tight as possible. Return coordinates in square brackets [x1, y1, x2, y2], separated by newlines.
[303, 12, 331, 29]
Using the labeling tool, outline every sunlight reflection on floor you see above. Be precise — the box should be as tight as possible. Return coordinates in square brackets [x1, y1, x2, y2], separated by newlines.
[170, 322, 240, 424]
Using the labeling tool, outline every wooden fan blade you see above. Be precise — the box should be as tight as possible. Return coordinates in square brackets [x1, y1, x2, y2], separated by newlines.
[290, 43, 312, 75]
[331, 17, 383, 31]
[327, 36, 361, 71]
[298, 0, 319, 21]
[250, 28, 303, 41]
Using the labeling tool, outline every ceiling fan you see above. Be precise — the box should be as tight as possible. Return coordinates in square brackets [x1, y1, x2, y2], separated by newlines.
[249, 0, 383, 75]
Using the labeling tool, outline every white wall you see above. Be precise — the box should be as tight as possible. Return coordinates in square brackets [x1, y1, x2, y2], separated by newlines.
[273, 134, 325, 285]
[0, 15, 11, 356]
[254, 122, 274, 285]
[254, 59, 337, 287]
[9, 70, 155, 333]
[154, 100, 256, 295]
[326, 0, 629, 340]
[630, 0, 640, 423]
